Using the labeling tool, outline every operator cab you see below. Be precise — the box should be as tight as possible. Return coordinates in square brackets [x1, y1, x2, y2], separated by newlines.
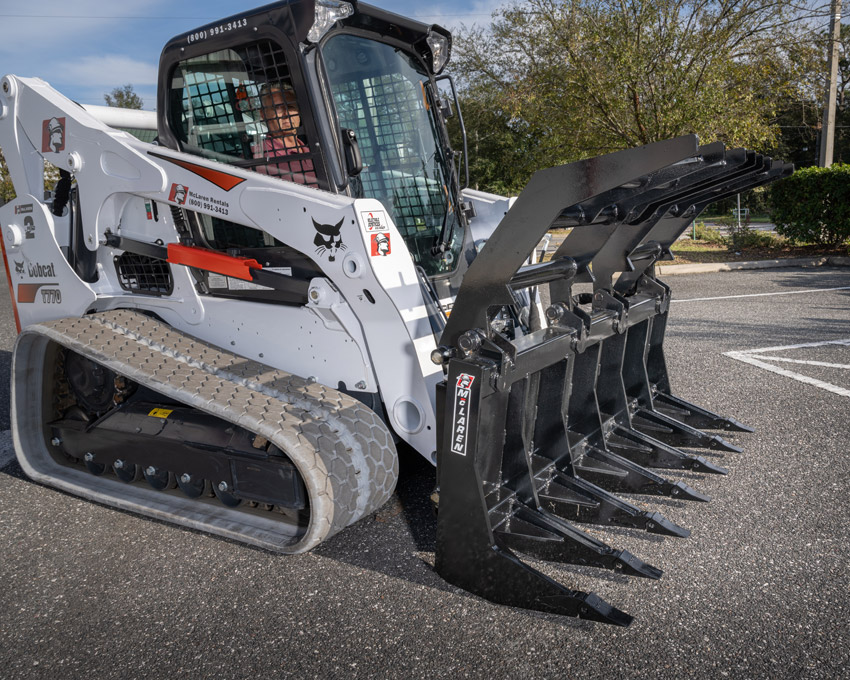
[157, 0, 468, 291]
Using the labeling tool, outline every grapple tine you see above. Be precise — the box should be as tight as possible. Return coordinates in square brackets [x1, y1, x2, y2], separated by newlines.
[440, 544, 635, 625]
[652, 392, 755, 432]
[606, 426, 729, 474]
[497, 506, 663, 579]
[631, 409, 743, 452]
[577, 444, 711, 502]
[536, 466, 691, 537]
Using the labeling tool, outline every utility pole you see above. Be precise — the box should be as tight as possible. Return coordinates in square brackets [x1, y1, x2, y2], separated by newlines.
[819, 0, 842, 167]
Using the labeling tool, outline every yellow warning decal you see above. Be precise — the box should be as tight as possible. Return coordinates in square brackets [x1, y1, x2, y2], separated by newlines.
[148, 408, 173, 419]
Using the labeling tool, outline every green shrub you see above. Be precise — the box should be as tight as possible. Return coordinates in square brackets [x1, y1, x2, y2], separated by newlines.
[692, 221, 726, 244]
[770, 165, 850, 246]
[728, 226, 775, 250]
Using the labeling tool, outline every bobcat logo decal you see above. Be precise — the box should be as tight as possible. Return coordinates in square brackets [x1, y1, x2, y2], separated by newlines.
[14, 260, 24, 275]
[313, 218, 346, 262]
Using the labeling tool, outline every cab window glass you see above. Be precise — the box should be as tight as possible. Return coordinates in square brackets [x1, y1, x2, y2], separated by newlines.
[169, 41, 318, 187]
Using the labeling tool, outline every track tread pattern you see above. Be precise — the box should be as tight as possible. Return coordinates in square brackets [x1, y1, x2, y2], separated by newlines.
[21, 310, 398, 552]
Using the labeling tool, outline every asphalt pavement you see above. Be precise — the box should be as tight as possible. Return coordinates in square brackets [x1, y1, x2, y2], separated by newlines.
[1, 266, 848, 679]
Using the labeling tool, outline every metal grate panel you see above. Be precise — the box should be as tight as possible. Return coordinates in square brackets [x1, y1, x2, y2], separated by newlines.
[114, 253, 174, 296]
[331, 75, 446, 237]
[171, 41, 318, 187]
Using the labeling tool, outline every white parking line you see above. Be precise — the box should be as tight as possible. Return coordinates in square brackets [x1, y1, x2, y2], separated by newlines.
[725, 339, 850, 398]
[673, 286, 850, 303]
[750, 357, 850, 369]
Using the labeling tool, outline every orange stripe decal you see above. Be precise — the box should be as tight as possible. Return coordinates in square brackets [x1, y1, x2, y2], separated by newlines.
[0, 233, 22, 332]
[148, 152, 247, 192]
[17, 283, 49, 304]
[167, 243, 261, 281]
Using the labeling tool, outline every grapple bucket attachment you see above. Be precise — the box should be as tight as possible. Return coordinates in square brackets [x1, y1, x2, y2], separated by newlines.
[434, 136, 792, 623]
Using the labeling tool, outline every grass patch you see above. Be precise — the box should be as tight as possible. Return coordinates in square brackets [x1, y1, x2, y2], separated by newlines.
[544, 227, 848, 265]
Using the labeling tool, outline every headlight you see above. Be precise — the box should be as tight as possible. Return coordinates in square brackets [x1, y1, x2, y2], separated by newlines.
[426, 30, 450, 74]
[308, 0, 354, 43]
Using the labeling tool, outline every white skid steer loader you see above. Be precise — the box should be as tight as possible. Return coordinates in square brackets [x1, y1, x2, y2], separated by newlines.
[0, 0, 791, 625]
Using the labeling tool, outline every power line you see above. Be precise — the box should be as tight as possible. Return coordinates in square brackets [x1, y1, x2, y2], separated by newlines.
[0, 12, 497, 20]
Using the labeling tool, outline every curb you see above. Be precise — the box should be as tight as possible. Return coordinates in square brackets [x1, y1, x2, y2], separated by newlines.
[656, 256, 850, 276]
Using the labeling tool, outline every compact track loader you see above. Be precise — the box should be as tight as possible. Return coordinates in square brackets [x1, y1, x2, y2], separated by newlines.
[0, 0, 791, 625]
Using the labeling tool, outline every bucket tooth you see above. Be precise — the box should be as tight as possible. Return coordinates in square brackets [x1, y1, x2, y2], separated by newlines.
[632, 408, 742, 452]
[607, 426, 728, 474]
[532, 460, 690, 537]
[652, 392, 754, 433]
[497, 506, 663, 579]
[576, 444, 710, 501]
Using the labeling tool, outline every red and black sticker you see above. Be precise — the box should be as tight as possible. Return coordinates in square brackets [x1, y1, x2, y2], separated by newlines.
[42, 117, 66, 153]
[168, 183, 189, 205]
[451, 373, 476, 456]
[370, 232, 390, 256]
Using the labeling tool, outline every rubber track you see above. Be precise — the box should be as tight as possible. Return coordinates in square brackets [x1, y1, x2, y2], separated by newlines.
[12, 310, 398, 553]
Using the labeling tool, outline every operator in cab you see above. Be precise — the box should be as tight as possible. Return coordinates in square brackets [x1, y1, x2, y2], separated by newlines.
[253, 82, 317, 185]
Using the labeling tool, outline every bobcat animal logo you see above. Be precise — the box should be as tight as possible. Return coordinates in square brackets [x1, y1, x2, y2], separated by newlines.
[313, 218, 346, 262]
[14, 261, 24, 275]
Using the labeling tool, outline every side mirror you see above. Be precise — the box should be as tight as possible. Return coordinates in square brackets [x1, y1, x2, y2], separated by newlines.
[341, 128, 362, 177]
[438, 97, 453, 119]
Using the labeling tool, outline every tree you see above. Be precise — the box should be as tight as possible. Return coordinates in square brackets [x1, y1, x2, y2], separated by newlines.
[771, 22, 850, 168]
[453, 0, 831, 192]
[104, 84, 143, 109]
[0, 149, 14, 205]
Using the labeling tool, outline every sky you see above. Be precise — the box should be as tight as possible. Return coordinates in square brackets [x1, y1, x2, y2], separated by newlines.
[0, 0, 504, 108]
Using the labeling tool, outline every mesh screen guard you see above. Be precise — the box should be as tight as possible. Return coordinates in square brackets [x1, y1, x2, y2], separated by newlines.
[323, 34, 463, 276]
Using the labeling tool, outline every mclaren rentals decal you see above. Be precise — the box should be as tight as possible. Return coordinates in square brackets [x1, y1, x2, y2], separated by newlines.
[14, 204, 33, 215]
[167, 183, 230, 215]
[313, 218, 346, 262]
[42, 117, 65, 153]
[149, 151, 247, 192]
[361, 210, 389, 232]
[451, 373, 476, 456]
[371, 232, 390, 256]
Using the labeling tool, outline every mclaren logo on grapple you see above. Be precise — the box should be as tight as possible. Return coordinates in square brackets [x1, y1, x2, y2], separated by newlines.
[313, 218, 346, 262]
[451, 373, 475, 456]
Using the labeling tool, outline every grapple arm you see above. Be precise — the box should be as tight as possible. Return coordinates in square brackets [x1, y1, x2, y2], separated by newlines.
[433, 136, 792, 623]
